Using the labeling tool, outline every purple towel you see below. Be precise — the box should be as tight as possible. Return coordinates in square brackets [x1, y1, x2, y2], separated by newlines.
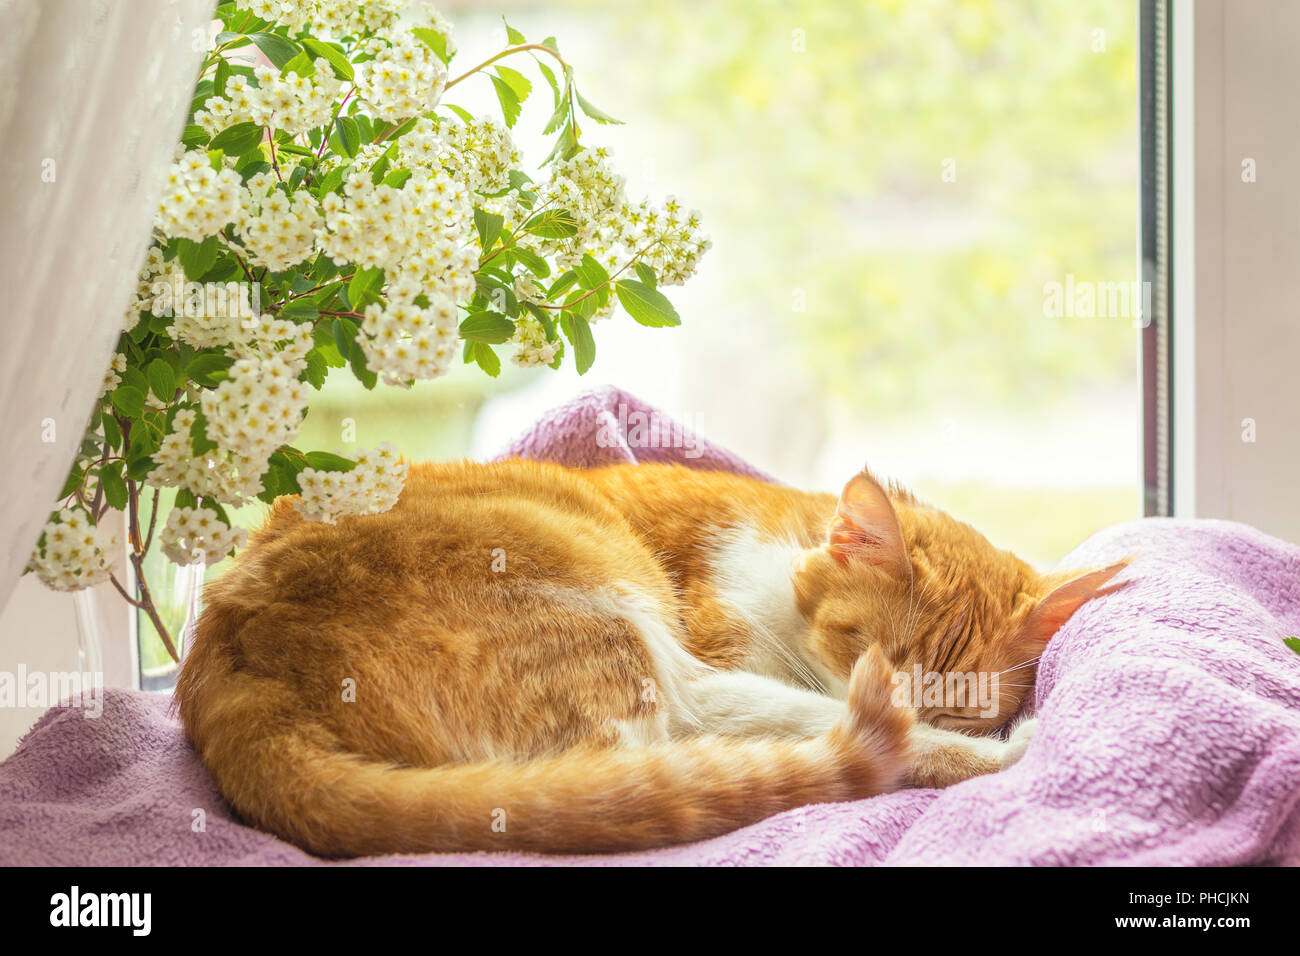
[2, 387, 1299, 865]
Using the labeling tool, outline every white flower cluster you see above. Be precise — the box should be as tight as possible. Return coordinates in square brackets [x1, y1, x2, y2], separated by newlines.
[521, 148, 710, 287]
[509, 314, 560, 368]
[28, 509, 118, 591]
[157, 264, 249, 349]
[148, 318, 312, 506]
[318, 165, 483, 384]
[513, 273, 546, 306]
[235, 0, 407, 39]
[358, 290, 460, 385]
[616, 196, 711, 286]
[123, 245, 169, 331]
[156, 150, 242, 241]
[149, 409, 265, 503]
[236, 171, 321, 271]
[355, 33, 447, 123]
[402, 116, 519, 194]
[160, 506, 247, 566]
[295, 444, 407, 523]
[318, 170, 471, 272]
[202, 346, 311, 468]
[197, 65, 343, 138]
[533, 147, 627, 269]
[100, 352, 127, 395]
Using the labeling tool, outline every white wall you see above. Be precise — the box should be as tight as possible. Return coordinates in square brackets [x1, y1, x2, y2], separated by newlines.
[0, 517, 134, 760]
[1173, 0, 1300, 541]
[0, 578, 85, 758]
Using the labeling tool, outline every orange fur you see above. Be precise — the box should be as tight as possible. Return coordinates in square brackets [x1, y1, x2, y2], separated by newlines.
[175, 458, 1124, 856]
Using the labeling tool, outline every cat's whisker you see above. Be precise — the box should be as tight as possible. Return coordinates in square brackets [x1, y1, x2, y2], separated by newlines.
[864, 574, 903, 655]
[996, 656, 1043, 676]
[901, 579, 925, 646]
[904, 579, 940, 649]
[744, 616, 827, 694]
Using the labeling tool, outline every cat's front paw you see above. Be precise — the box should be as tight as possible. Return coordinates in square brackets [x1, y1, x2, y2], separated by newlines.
[998, 716, 1038, 769]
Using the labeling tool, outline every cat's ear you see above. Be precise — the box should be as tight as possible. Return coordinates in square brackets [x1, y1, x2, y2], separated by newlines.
[1018, 559, 1131, 648]
[828, 470, 909, 573]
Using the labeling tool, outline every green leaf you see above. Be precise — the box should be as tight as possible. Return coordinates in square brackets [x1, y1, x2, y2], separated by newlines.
[130, 418, 160, 458]
[126, 455, 155, 482]
[565, 288, 598, 320]
[574, 253, 609, 290]
[513, 246, 551, 278]
[574, 89, 623, 125]
[186, 353, 235, 387]
[542, 92, 569, 136]
[303, 349, 327, 388]
[348, 341, 378, 389]
[146, 360, 176, 402]
[411, 27, 451, 64]
[347, 265, 383, 307]
[334, 115, 360, 158]
[209, 121, 263, 156]
[332, 317, 358, 356]
[467, 341, 501, 377]
[559, 313, 596, 374]
[110, 386, 145, 418]
[548, 270, 578, 299]
[181, 125, 210, 149]
[494, 65, 532, 101]
[301, 37, 354, 80]
[97, 467, 128, 511]
[303, 451, 355, 472]
[524, 208, 578, 238]
[459, 311, 515, 344]
[176, 235, 221, 281]
[490, 74, 522, 129]
[443, 103, 475, 124]
[214, 58, 231, 97]
[503, 17, 526, 45]
[175, 489, 198, 510]
[354, 114, 374, 145]
[281, 50, 315, 77]
[542, 121, 578, 165]
[121, 366, 149, 397]
[190, 411, 218, 455]
[615, 279, 681, 327]
[256, 458, 302, 503]
[57, 466, 84, 500]
[315, 165, 347, 197]
[1285, 637, 1300, 656]
[474, 208, 505, 251]
[381, 168, 412, 189]
[634, 262, 658, 288]
[101, 413, 123, 449]
[536, 59, 560, 103]
[249, 32, 300, 70]
[278, 301, 319, 322]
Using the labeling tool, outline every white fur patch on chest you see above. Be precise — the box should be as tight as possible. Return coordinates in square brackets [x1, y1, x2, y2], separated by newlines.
[707, 525, 845, 696]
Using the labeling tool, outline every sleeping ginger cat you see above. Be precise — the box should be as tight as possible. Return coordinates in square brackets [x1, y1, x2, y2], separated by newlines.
[175, 459, 1125, 856]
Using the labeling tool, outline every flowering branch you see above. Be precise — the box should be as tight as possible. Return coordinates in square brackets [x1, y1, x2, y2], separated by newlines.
[26, 1, 709, 665]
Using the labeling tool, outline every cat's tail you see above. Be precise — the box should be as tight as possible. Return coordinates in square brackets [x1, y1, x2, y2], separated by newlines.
[191, 647, 913, 856]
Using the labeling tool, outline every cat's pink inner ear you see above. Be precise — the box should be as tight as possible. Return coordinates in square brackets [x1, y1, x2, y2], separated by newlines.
[828, 471, 909, 572]
[1019, 559, 1131, 647]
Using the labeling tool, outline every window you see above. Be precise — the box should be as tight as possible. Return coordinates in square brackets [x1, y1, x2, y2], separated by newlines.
[139, 0, 1143, 679]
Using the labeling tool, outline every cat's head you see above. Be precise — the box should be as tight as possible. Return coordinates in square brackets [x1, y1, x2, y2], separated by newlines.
[792, 468, 1128, 731]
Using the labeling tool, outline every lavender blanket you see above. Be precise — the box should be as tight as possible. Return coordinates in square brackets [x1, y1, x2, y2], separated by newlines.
[3, 387, 1299, 865]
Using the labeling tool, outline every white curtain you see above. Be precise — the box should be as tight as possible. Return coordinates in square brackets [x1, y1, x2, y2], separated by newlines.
[0, 0, 214, 610]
